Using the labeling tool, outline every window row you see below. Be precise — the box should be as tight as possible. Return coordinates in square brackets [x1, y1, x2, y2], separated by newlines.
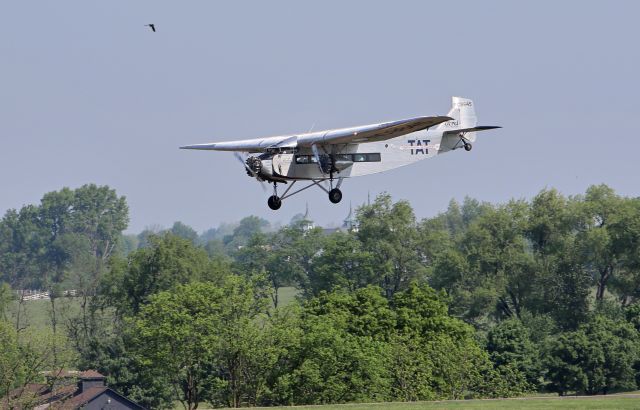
[295, 153, 381, 164]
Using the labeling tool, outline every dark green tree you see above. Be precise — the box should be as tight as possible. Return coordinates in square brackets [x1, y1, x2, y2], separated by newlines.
[170, 221, 199, 243]
[545, 315, 639, 395]
[486, 318, 539, 388]
[356, 194, 425, 298]
[576, 185, 633, 301]
[307, 232, 377, 294]
[97, 233, 225, 316]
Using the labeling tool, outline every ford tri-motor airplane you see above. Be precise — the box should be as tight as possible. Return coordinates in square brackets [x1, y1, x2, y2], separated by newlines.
[181, 97, 500, 210]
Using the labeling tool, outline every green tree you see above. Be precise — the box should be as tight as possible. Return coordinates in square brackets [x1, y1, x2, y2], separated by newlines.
[130, 278, 272, 409]
[97, 233, 225, 316]
[524, 189, 591, 329]
[0, 184, 127, 291]
[277, 287, 395, 404]
[0, 283, 13, 321]
[308, 232, 377, 294]
[0, 321, 76, 407]
[170, 221, 199, 243]
[431, 200, 539, 325]
[130, 282, 224, 409]
[272, 224, 325, 300]
[545, 315, 639, 395]
[224, 216, 270, 251]
[486, 318, 539, 388]
[356, 194, 425, 298]
[0, 207, 43, 288]
[576, 185, 635, 302]
[607, 197, 640, 305]
[280, 319, 392, 404]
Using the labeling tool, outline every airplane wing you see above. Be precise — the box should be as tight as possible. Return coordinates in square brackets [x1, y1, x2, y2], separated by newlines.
[180, 116, 452, 153]
[297, 116, 453, 146]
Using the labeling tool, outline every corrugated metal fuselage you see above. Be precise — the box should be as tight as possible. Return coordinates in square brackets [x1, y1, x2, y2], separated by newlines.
[269, 129, 468, 181]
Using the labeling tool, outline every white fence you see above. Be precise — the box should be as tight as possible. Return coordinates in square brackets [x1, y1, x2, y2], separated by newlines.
[15, 289, 78, 300]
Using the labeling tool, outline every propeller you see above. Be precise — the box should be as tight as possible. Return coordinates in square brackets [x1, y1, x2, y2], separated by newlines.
[234, 152, 267, 191]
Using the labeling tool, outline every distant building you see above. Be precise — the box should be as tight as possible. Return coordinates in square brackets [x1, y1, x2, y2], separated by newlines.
[291, 202, 359, 235]
[299, 203, 315, 232]
[1, 370, 145, 410]
[321, 203, 359, 235]
[342, 202, 358, 232]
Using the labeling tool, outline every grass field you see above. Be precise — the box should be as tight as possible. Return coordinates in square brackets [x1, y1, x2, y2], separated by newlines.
[8, 297, 83, 330]
[8, 287, 300, 330]
[174, 394, 640, 410]
[278, 286, 300, 307]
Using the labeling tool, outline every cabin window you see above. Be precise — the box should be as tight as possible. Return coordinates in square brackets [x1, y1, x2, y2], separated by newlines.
[295, 153, 381, 164]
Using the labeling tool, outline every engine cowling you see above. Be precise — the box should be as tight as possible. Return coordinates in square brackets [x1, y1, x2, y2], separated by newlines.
[245, 156, 274, 181]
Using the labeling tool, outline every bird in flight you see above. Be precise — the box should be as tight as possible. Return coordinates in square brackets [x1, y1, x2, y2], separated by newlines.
[145, 24, 156, 32]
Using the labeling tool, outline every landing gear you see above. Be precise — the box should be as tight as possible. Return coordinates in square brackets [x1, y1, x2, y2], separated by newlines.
[264, 176, 345, 210]
[268, 182, 282, 210]
[267, 195, 282, 210]
[456, 131, 473, 152]
[328, 188, 342, 204]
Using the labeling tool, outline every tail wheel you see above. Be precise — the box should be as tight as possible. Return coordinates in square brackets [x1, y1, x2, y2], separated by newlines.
[267, 195, 282, 210]
[464, 142, 472, 151]
[328, 188, 342, 204]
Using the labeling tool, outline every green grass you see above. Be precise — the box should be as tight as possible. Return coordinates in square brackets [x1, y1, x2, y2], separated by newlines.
[176, 394, 640, 410]
[278, 286, 300, 307]
[8, 297, 84, 330]
[10, 288, 300, 330]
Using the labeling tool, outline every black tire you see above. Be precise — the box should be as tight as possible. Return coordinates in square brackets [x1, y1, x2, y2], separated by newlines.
[267, 195, 282, 210]
[464, 142, 472, 151]
[328, 188, 342, 204]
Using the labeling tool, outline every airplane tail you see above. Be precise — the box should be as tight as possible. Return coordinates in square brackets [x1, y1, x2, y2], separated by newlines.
[437, 96, 479, 142]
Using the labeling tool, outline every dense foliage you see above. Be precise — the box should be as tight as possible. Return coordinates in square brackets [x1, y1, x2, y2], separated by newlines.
[2, 184, 640, 408]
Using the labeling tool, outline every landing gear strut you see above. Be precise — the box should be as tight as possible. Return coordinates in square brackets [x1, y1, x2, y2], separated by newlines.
[458, 132, 472, 152]
[328, 173, 342, 204]
[264, 177, 345, 210]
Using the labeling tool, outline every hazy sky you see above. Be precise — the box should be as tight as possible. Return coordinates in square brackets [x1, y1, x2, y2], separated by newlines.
[2, 1, 639, 233]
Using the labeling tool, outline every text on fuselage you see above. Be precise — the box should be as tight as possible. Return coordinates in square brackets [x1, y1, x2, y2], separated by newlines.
[407, 139, 431, 155]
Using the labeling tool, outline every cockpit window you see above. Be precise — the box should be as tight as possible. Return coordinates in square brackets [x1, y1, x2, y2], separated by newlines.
[295, 155, 310, 164]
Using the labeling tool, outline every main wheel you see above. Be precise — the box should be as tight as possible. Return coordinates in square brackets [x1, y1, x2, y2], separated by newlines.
[464, 142, 473, 151]
[328, 188, 342, 204]
[267, 195, 282, 210]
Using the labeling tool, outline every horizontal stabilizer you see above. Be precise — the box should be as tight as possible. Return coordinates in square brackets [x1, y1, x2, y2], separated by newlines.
[444, 126, 502, 134]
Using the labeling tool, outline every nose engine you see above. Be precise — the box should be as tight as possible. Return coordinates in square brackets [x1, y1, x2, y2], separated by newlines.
[245, 155, 274, 181]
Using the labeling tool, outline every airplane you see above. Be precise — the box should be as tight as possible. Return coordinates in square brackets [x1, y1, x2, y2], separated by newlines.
[180, 97, 500, 210]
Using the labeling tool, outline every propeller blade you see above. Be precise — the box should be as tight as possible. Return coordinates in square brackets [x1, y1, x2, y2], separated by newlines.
[234, 152, 267, 192]
[234, 152, 255, 176]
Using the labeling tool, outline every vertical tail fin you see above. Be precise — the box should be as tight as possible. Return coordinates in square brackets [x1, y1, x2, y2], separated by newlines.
[437, 96, 478, 141]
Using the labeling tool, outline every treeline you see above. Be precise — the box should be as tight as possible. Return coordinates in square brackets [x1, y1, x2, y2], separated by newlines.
[1, 184, 640, 408]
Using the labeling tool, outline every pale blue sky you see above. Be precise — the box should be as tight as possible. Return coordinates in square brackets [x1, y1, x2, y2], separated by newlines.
[1, 1, 639, 232]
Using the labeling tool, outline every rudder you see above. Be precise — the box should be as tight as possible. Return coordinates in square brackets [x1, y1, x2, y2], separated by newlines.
[438, 97, 478, 142]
